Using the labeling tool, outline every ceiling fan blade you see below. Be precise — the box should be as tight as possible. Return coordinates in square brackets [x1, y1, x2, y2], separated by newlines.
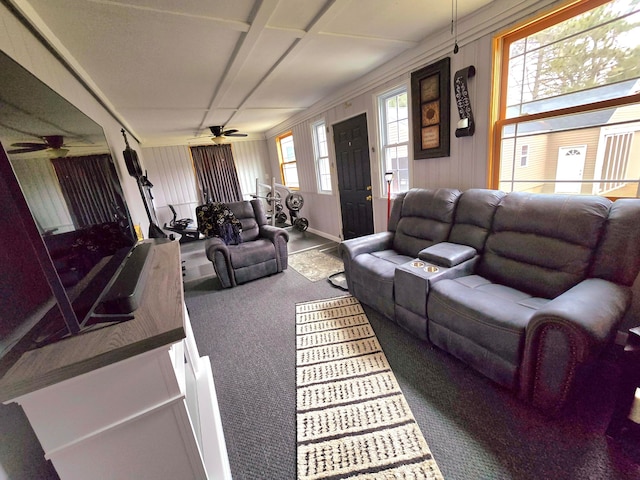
[10, 142, 46, 148]
[7, 147, 45, 154]
[222, 129, 238, 135]
[225, 133, 248, 137]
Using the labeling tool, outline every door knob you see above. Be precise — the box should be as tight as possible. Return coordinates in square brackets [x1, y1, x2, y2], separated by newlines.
[366, 186, 372, 191]
[366, 195, 372, 201]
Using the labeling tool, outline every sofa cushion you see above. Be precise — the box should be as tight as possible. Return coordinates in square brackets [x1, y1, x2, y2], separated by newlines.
[590, 199, 640, 287]
[228, 238, 276, 268]
[478, 192, 610, 299]
[428, 275, 550, 388]
[392, 188, 461, 257]
[227, 200, 264, 242]
[448, 188, 506, 252]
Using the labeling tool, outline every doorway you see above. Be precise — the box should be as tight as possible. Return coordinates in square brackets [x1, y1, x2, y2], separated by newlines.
[555, 146, 586, 194]
[333, 113, 374, 240]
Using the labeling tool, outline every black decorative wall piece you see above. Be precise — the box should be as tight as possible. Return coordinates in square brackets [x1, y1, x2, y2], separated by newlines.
[454, 65, 475, 137]
[411, 57, 451, 159]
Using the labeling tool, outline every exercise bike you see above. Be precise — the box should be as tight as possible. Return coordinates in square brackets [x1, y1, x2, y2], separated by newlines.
[163, 204, 201, 243]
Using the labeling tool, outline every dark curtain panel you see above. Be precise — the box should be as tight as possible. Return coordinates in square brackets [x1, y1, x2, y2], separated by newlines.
[51, 154, 130, 230]
[190, 144, 243, 203]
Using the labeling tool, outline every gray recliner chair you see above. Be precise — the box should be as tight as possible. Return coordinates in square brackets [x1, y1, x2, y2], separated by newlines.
[205, 199, 289, 288]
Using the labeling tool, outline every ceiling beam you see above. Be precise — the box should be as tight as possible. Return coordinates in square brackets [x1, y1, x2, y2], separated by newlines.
[196, 0, 282, 135]
[85, 0, 251, 32]
[223, 0, 351, 128]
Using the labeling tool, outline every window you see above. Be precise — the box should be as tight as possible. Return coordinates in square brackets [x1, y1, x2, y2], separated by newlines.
[491, 0, 640, 198]
[312, 121, 332, 193]
[276, 131, 299, 189]
[519, 144, 529, 167]
[378, 87, 409, 194]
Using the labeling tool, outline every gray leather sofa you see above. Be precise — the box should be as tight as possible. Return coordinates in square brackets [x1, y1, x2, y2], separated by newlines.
[339, 188, 640, 413]
[205, 199, 289, 288]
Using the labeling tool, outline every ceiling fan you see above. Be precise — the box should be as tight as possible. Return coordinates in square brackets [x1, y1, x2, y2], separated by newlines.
[208, 125, 248, 143]
[8, 135, 70, 156]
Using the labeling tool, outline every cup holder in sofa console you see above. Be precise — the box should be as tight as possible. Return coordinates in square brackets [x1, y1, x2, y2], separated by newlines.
[394, 243, 478, 340]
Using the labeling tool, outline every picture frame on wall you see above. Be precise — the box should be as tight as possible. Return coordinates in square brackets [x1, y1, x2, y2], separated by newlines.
[411, 57, 451, 159]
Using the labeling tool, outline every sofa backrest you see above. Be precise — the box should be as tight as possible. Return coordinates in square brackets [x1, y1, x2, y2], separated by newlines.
[228, 199, 266, 242]
[590, 198, 640, 287]
[392, 188, 461, 257]
[448, 188, 506, 252]
[478, 191, 611, 299]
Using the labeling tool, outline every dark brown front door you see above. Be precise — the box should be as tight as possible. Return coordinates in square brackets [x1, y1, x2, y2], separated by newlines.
[333, 113, 374, 240]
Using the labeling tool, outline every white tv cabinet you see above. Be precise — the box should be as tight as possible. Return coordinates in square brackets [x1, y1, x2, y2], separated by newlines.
[0, 241, 231, 480]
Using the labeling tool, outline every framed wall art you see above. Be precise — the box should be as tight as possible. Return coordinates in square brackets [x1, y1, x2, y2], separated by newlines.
[411, 57, 451, 159]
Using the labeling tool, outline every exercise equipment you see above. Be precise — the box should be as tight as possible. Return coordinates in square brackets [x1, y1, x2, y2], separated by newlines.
[163, 204, 201, 243]
[253, 178, 309, 231]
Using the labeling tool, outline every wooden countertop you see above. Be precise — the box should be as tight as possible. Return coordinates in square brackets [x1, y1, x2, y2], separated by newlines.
[0, 240, 185, 403]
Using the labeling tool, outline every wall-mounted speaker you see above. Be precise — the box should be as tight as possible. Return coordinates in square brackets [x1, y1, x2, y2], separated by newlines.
[121, 128, 143, 178]
[123, 147, 143, 178]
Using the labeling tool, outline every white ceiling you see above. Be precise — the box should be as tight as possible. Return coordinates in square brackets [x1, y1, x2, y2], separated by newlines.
[6, 0, 495, 147]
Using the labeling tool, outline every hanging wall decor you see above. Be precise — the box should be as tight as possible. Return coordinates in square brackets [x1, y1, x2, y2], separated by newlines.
[454, 65, 476, 137]
[411, 57, 451, 159]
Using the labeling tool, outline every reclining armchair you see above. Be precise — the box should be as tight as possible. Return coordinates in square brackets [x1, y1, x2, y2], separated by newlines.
[204, 199, 289, 288]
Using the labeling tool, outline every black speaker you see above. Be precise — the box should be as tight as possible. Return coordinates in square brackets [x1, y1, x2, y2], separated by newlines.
[121, 128, 143, 178]
[123, 147, 143, 178]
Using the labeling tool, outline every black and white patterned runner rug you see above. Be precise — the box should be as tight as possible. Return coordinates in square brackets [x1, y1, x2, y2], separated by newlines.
[296, 295, 444, 480]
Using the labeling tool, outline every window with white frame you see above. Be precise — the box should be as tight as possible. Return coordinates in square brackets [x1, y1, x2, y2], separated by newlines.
[378, 86, 409, 194]
[312, 121, 332, 193]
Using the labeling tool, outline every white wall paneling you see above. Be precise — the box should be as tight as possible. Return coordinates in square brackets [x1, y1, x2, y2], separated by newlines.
[9, 156, 74, 233]
[142, 140, 271, 227]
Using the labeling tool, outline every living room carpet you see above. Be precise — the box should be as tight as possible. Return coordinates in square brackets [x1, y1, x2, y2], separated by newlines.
[289, 248, 344, 282]
[296, 295, 444, 479]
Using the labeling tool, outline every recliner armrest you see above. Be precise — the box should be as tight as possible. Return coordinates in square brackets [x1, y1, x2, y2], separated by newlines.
[418, 242, 476, 267]
[259, 225, 289, 243]
[520, 278, 631, 413]
[205, 237, 227, 261]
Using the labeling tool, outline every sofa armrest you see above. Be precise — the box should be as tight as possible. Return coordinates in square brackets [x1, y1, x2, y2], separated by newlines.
[520, 278, 631, 413]
[338, 231, 394, 260]
[338, 232, 394, 293]
[418, 242, 477, 267]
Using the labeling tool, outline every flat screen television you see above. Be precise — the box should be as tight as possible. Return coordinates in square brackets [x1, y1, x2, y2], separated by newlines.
[0, 146, 155, 377]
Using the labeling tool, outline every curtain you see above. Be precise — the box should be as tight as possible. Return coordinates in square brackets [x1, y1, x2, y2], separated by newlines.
[190, 144, 243, 204]
[51, 154, 130, 230]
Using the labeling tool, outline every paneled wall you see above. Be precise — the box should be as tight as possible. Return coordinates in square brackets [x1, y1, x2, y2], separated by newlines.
[142, 140, 271, 226]
[265, 0, 561, 239]
[9, 156, 74, 233]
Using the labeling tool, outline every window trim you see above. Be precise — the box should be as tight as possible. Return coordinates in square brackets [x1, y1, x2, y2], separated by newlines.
[311, 120, 332, 194]
[377, 84, 410, 196]
[276, 131, 299, 190]
[489, 0, 639, 198]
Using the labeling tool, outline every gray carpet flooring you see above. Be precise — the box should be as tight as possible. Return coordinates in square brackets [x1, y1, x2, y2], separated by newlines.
[185, 266, 640, 480]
